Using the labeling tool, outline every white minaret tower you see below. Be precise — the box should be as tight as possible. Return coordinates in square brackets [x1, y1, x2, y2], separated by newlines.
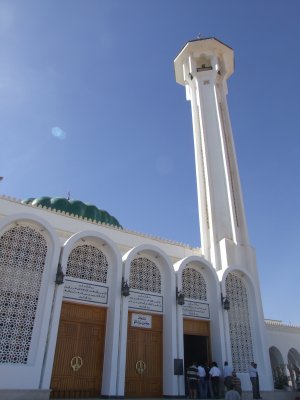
[174, 38, 251, 271]
[174, 38, 273, 392]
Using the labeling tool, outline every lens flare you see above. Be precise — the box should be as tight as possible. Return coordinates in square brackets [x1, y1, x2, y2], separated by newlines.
[51, 126, 66, 140]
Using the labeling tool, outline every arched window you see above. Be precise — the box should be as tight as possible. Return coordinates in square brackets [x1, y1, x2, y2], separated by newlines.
[226, 272, 254, 372]
[269, 346, 287, 389]
[288, 348, 300, 391]
[182, 267, 207, 300]
[66, 244, 108, 283]
[0, 225, 47, 364]
[129, 257, 161, 293]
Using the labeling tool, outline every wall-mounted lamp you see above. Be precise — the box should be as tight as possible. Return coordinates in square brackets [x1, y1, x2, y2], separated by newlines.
[55, 263, 65, 285]
[221, 293, 230, 311]
[176, 287, 185, 306]
[121, 277, 130, 297]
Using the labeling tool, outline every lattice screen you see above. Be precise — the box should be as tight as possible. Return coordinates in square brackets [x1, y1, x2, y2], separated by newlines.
[226, 272, 254, 372]
[66, 244, 108, 283]
[0, 225, 47, 364]
[129, 257, 161, 293]
[182, 267, 207, 300]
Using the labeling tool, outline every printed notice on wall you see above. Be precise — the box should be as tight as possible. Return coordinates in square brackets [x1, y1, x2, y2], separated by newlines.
[182, 300, 210, 319]
[131, 313, 152, 329]
[128, 290, 163, 313]
[63, 278, 108, 305]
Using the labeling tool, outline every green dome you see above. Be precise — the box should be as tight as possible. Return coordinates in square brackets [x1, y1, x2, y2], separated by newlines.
[22, 196, 122, 228]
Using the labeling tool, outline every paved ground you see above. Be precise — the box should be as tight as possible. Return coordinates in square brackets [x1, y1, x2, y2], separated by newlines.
[57, 393, 299, 400]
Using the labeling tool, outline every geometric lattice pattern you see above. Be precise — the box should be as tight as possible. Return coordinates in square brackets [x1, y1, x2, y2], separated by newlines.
[66, 244, 108, 283]
[0, 225, 47, 364]
[226, 272, 254, 372]
[129, 257, 161, 293]
[182, 267, 207, 300]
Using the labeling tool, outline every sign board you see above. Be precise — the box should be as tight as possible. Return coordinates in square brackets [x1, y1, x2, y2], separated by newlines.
[182, 300, 210, 319]
[63, 278, 108, 305]
[131, 313, 152, 329]
[128, 290, 163, 313]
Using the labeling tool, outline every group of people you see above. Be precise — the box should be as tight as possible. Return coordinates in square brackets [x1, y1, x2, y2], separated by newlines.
[186, 361, 241, 399]
[186, 360, 262, 399]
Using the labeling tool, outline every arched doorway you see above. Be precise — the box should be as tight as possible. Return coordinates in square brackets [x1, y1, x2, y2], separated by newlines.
[125, 256, 163, 398]
[269, 346, 287, 389]
[51, 238, 113, 398]
[288, 348, 300, 391]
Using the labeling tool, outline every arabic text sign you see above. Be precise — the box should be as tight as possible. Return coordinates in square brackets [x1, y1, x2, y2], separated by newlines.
[63, 279, 108, 305]
[131, 313, 152, 329]
[129, 291, 163, 313]
[182, 300, 210, 319]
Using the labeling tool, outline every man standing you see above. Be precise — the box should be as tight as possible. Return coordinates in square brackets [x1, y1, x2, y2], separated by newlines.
[249, 362, 262, 399]
[223, 361, 233, 391]
[209, 361, 221, 399]
[187, 361, 198, 399]
[197, 363, 206, 399]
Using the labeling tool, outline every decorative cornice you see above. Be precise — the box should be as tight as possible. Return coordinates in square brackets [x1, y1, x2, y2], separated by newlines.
[265, 319, 300, 330]
[0, 195, 200, 252]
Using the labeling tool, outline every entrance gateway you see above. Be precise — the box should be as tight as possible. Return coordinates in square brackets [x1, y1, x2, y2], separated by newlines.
[50, 302, 106, 398]
[184, 318, 211, 368]
[184, 318, 211, 395]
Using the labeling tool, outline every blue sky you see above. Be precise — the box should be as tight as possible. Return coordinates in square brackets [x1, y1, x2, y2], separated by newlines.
[0, 1, 299, 324]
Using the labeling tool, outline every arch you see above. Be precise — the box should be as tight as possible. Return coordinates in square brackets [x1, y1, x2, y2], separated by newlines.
[288, 348, 300, 391]
[0, 224, 48, 364]
[42, 230, 122, 396]
[270, 346, 284, 367]
[118, 244, 177, 397]
[220, 267, 274, 391]
[288, 348, 300, 367]
[174, 256, 223, 396]
[225, 271, 254, 372]
[269, 346, 287, 389]
[0, 213, 60, 390]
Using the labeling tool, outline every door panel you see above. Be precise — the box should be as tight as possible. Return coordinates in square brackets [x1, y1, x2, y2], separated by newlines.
[183, 318, 210, 336]
[125, 312, 163, 398]
[51, 302, 106, 398]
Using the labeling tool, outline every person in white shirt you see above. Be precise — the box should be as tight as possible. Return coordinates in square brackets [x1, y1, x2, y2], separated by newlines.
[197, 363, 206, 399]
[209, 361, 221, 399]
[249, 362, 261, 399]
[223, 361, 233, 391]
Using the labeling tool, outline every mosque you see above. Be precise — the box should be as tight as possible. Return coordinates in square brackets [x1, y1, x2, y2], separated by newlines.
[0, 38, 300, 400]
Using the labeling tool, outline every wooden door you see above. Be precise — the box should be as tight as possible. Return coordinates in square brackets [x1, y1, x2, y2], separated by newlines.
[125, 312, 163, 398]
[51, 302, 106, 398]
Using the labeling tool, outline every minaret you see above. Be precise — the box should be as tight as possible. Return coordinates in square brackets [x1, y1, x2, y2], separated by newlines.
[174, 38, 251, 271]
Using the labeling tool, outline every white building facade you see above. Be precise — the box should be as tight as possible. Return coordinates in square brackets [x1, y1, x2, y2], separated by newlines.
[0, 38, 299, 399]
